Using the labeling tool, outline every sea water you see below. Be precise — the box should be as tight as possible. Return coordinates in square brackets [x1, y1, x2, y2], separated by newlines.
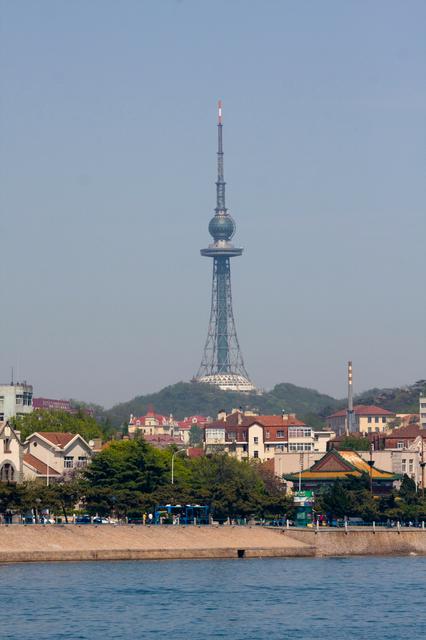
[1, 556, 425, 639]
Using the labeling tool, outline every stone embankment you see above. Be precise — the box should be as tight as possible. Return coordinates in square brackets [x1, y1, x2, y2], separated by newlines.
[0, 525, 425, 563]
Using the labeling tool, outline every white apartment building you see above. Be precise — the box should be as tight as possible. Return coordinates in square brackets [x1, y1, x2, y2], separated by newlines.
[0, 383, 33, 422]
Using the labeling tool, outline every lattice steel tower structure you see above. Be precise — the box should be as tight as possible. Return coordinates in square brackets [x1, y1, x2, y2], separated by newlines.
[195, 102, 255, 392]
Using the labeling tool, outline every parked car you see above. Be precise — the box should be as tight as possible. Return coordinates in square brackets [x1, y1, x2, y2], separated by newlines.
[75, 515, 92, 524]
[92, 517, 109, 524]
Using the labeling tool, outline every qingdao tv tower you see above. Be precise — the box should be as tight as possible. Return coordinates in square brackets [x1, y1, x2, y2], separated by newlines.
[195, 101, 255, 393]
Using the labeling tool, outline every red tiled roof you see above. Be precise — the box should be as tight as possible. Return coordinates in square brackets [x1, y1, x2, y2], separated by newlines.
[23, 452, 60, 476]
[187, 447, 204, 458]
[36, 432, 76, 448]
[328, 405, 394, 418]
[177, 416, 210, 428]
[208, 414, 305, 429]
[388, 424, 426, 439]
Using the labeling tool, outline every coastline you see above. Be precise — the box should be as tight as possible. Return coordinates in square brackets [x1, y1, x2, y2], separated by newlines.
[1, 525, 426, 563]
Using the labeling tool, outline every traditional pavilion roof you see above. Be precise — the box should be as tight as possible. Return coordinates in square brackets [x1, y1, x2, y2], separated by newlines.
[284, 449, 399, 482]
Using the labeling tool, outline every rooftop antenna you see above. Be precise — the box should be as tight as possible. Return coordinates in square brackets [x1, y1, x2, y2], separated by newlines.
[11, 366, 14, 386]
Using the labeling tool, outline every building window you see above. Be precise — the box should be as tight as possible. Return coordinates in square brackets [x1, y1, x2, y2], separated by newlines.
[402, 459, 406, 473]
[289, 443, 307, 452]
[3, 439, 11, 454]
[382, 417, 387, 423]
[375, 427, 379, 433]
[409, 460, 414, 474]
[265, 431, 270, 439]
[64, 456, 74, 469]
[288, 428, 312, 438]
[397, 442, 404, 449]
[368, 417, 372, 423]
[0, 414, 4, 422]
[277, 430, 285, 438]
[368, 427, 372, 433]
[253, 436, 259, 444]
[228, 431, 237, 441]
[253, 451, 259, 458]
[375, 417, 379, 423]
[15, 395, 23, 405]
[77, 456, 87, 467]
[242, 444, 247, 452]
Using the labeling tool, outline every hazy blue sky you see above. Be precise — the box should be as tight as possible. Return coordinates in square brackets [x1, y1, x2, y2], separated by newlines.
[1, 1, 425, 407]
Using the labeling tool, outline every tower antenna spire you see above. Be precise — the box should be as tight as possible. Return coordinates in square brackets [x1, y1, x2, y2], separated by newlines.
[216, 99, 226, 212]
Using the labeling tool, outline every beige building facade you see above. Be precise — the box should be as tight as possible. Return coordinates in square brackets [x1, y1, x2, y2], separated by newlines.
[326, 405, 394, 436]
[23, 432, 93, 481]
[204, 410, 335, 463]
[0, 422, 23, 483]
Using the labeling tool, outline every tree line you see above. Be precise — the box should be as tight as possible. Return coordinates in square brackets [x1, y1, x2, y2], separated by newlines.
[0, 439, 294, 522]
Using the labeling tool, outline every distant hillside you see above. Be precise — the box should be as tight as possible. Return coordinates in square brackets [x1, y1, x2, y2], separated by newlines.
[104, 381, 340, 428]
[354, 380, 426, 414]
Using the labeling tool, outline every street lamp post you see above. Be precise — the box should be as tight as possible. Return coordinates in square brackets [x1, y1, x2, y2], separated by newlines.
[171, 449, 186, 485]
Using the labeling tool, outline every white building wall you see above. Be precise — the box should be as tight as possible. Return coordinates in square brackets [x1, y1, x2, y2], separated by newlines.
[0, 384, 33, 422]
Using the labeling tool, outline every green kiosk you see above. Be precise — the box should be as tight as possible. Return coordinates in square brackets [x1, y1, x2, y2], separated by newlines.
[293, 490, 314, 527]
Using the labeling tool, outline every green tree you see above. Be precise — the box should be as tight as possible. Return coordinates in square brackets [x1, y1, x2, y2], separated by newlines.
[336, 436, 371, 451]
[83, 440, 169, 517]
[189, 425, 203, 446]
[189, 455, 265, 520]
[10, 409, 103, 442]
[50, 477, 84, 523]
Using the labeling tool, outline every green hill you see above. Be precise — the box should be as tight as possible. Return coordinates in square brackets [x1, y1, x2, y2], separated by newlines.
[100, 378, 425, 431]
[104, 381, 340, 428]
[354, 380, 426, 414]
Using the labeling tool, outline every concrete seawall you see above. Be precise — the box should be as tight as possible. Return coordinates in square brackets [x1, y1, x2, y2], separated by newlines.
[0, 525, 425, 563]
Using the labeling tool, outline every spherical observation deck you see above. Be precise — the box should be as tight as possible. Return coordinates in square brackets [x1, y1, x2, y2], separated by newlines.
[208, 212, 236, 241]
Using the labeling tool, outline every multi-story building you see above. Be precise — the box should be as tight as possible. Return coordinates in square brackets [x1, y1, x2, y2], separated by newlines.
[204, 409, 335, 462]
[420, 394, 426, 430]
[327, 423, 426, 488]
[0, 383, 33, 422]
[326, 405, 394, 436]
[23, 432, 93, 481]
[128, 410, 179, 438]
[129, 410, 211, 444]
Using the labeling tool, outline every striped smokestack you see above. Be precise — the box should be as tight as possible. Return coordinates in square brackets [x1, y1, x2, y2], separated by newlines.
[346, 360, 354, 435]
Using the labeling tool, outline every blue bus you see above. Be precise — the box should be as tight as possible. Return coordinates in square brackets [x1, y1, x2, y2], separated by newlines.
[154, 504, 209, 525]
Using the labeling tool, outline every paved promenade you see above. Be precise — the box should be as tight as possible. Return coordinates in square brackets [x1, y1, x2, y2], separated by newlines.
[0, 525, 425, 562]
